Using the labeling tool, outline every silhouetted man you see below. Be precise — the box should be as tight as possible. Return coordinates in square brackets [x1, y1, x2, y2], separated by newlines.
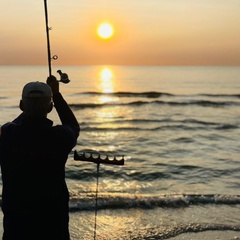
[0, 76, 80, 240]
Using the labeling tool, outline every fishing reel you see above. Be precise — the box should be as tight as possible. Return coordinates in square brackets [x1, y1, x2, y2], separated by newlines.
[57, 70, 70, 84]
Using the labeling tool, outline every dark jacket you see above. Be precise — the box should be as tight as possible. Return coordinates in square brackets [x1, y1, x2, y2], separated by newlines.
[0, 92, 80, 240]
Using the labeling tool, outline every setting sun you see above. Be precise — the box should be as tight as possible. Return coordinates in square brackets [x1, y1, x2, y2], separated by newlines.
[97, 23, 114, 39]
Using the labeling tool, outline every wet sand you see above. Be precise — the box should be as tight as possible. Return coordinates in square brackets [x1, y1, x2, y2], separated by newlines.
[0, 210, 239, 239]
[170, 231, 240, 240]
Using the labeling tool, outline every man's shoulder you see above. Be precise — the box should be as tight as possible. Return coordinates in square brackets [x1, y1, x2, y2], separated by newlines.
[0, 122, 15, 138]
[1, 122, 15, 129]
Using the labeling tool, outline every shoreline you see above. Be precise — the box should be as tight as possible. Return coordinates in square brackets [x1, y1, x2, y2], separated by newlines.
[0, 211, 239, 239]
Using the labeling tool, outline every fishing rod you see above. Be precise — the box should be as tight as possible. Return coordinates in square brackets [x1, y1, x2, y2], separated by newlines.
[43, 1, 125, 239]
[74, 151, 124, 240]
[43, 0, 70, 83]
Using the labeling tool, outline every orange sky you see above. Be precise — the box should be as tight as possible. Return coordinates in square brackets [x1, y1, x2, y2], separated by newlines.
[1, 0, 240, 66]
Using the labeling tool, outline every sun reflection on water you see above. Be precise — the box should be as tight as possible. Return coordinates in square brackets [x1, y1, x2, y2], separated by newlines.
[98, 67, 115, 104]
[100, 67, 113, 92]
[89, 67, 124, 150]
[97, 66, 119, 105]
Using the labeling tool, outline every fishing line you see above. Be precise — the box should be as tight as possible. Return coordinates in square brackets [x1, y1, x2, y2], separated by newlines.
[74, 151, 124, 240]
[94, 163, 100, 240]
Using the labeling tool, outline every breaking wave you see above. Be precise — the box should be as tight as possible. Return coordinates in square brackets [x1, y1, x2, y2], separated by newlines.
[69, 194, 240, 211]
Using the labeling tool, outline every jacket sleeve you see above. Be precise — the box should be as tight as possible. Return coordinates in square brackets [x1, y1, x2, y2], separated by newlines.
[53, 92, 80, 140]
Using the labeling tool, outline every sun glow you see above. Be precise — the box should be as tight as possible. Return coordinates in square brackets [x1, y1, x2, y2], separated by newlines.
[97, 23, 114, 39]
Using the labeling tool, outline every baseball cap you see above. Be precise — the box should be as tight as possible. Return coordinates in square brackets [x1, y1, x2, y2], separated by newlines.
[22, 81, 53, 98]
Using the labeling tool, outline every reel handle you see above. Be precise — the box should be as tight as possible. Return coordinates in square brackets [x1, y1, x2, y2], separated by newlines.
[57, 70, 70, 84]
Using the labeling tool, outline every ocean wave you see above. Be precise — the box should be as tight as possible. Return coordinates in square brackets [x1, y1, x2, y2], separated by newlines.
[76, 91, 240, 99]
[199, 93, 240, 98]
[69, 194, 240, 211]
[82, 118, 233, 126]
[76, 91, 173, 98]
[79, 123, 238, 132]
[70, 100, 240, 109]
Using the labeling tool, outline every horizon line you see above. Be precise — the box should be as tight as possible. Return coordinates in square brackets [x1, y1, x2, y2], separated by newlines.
[0, 64, 240, 67]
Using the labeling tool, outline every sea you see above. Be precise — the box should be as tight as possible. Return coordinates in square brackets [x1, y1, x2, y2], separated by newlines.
[0, 65, 240, 239]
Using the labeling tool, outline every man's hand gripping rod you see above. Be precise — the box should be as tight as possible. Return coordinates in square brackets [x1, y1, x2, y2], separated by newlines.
[44, 0, 70, 83]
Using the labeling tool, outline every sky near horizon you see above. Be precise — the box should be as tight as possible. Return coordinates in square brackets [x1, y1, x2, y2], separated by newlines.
[1, 0, 240, 66]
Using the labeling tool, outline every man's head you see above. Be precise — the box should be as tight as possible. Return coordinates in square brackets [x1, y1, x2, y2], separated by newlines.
[20, 81, 53, 117]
